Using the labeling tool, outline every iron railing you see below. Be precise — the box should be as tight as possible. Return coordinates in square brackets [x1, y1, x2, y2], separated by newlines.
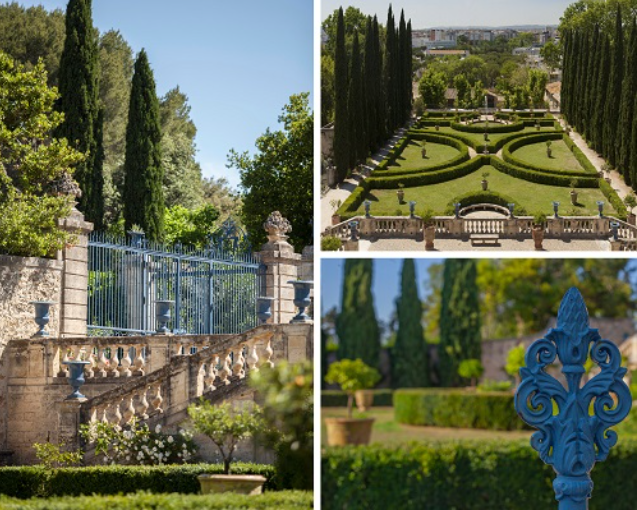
[87, 230, 263, 336]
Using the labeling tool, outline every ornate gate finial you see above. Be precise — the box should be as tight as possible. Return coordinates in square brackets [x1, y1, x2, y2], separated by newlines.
[515, 288, 632, 510]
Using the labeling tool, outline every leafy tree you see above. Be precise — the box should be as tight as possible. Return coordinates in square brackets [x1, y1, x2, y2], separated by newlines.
[123, 49, 164, 241]
[201, 176, 242, 222]
[457, 359, 483, 387]
[392, 259, 429, 388]
[228, 93, 312, 249]
[505, 343, 526, 385]
[163, 204, 220, 248]
[56, 0, 103, 229]
[418, 70, 447, 108]
[335, 260, 381, 371]
[325, 359, 380, 418]
[527, 69, 549, 108]
[540, 40, 562, 74]
[321, 6, 369, 58]
[321, 54, 335, 126]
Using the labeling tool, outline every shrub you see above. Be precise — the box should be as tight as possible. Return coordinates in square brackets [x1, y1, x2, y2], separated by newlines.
[32, 443, 82, 469]
[321, 390, 394, 408]
[599, 178, 628, 221]
[457, 359, 484, 387]
[322, 440, 637, 510]
[477, 379, 513, 392]
[393, 389, 527, 430]
[325, 359, 381, 418]
[321, 236, 342, 251]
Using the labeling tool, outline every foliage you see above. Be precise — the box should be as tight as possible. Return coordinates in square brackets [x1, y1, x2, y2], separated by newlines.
[505, 343, 526, 383]
[325, 359, 380, 419]
[228, 93, 312, 249]
[123, 49, 164, 241]
[321, 389, 394, 408]
[163, 204, 221, 248]
[321, 54, 335, 125]
[80, 419, 196, 466]
[394, 389, 527, 431]
[457, 359, 484, 386]
[32, 443, 82, 469]
[624, 193, 637, 210]
[201, 176, 242, 222]
[477, 379, 513, 392]
[187, 400, 265, 475]
[321, 236, 342, 251]
[0, 463, 278, 498]
[418, 70, 446, 108]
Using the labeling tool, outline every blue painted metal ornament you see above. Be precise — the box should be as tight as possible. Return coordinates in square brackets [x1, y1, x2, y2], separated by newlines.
[515, 288, 632, 510]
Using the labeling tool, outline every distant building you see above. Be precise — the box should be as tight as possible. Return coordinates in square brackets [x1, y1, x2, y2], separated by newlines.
[425, 49, 470, 58]
[545, 81, 561, 112]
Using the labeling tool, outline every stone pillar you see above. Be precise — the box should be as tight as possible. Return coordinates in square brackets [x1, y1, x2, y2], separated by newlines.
[343, 240, 359, 251]
[259, 212, 301, 325]
[58, 400, 85, 453]
[58, 208, 94, 337]
[450, 218, 463, 236]
[504, 219, 518, 236]
[610, 240, 623, 251]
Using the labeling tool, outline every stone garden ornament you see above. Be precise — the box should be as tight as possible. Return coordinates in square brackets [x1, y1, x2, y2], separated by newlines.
[515, 288, 632, 510]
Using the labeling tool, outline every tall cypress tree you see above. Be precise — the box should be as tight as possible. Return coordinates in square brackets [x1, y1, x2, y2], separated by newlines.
[384, 6, 396, 133]
[373, 16, 386, 148]
[397, 11, 407, 125]
[604, 6, 624, 167]
[561, 30, 571, 122]
[123, 49, 164, 241]
[56, 0, 104, 228]
[630, 93, 637, 186]
[592, 36, 610, 154]
[392, 259, 429, 388]
[335, 259, 381, 371]
[363, 17, 377, 155]
[584, 26, 600, 143]
[333, 7, 349, 182]
[438, 260, 481, 387]
[406, 19, 413, 120]
[618, 18, 637, 184]
[348, 30, 364, 169]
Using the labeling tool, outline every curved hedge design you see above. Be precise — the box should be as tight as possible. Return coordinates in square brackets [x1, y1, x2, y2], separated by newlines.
[394, 389, 526, 431]
[444, 190, 527, 216]
[491, 156, 599, 188]
[451, 120, 525, 134]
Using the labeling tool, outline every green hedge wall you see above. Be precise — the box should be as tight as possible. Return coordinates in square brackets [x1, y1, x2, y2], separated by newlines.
[0, 464, 277, 499]
[394, 389, 527, 431]
[0, 491, 313, 510]
[451, 121, 525, 134]
[416, 120, 452, 128]
[422, 111, 479, 119]
[600, 178, 628, 221]
[322, 440, 637, 510]
[337, 179, 370, 217]
[522, 119, 557, 128]
[496, 111, 552, 120]
[491, 157, 599, 188]
[444, 191, 527, 216]
[321, 390, 394, 407]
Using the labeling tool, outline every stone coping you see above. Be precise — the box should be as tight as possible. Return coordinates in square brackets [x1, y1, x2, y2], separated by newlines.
[0, 253, 63, 270]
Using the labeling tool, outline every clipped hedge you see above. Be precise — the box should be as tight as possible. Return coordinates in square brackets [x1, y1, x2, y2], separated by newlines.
[416, 119, 452, 128]
[394, 389, 527, 431]
[451, 121, 525, 134]
[422, 110, 479, 119]
[0, 464, 277, 499]
[321, 390, 394, 408]
[600, 178, 628, 221]
[496, 111, 551, 119]
[322, 440, 637, 510]
[522, 119, 557, 128]
[444, 190, 526, 216]
[337, 179, 371, 217]
[0, 491, 313, 510]
[491, 157, 599, 188]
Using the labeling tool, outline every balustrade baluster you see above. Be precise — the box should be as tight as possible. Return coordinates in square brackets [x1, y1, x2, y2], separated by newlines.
[218, 350, 232, 385]
[118, 344, 132, 377]
[133, 347, 145, 376]
[112, 399, 123, 425]
[57, 345, 69, 377]
[122, 395, 135, 424]
[258, 337, 274, 369]
[151, 384, 164, 413]
[100, 405, 109, 423]
[232, 345, 246, 378]
[246, 340, 260, 372]
[106, 345, 118, 378]
[205, 355, 218, 392]
[97, 347, 108, 378]
[85, 349, 96, 378]
[137, 388, 150, 420]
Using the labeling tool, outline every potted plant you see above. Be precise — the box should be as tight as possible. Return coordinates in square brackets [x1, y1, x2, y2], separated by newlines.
[330, 199, 342, 226]
[535, 122, 541, 131]
[397, 183, 405, 204]
[625, 194, 637, 225]
[324, 359, 380, 446]
[422, 209, 436, 251]
[481, 171, 490, 191]
[532, 212, 547, 251]
[188, 401, 267, 495]
[435, 124, 440, 131]
[546, 140, 553, 158]
[421, 141, 427, 159]
[570, 179, 578, 205]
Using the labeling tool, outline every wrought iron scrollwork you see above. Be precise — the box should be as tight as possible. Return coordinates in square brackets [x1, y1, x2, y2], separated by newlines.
[515, 288, 632, 510]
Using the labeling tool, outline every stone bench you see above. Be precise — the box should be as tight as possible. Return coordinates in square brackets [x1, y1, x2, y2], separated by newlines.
[470, 233, 500, 246]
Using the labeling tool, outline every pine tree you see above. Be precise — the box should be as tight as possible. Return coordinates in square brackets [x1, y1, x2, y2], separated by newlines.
[333, 7, 349, 182]
[347, 30, 364, 169]
[438, 260, 481, 387]
[392, 259, 429, 388]
[335, 259, 381, 371]
[123, 49, 164, 241]
[604, 6, 624, 167]
[56, 0, 103, 227]
[618, 18, 637, 184]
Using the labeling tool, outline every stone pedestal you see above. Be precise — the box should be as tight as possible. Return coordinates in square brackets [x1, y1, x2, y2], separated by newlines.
[58, 399, 85, 453]
[610, 240, 623, 251]
[548, 218, 564, 236]
[450, 218, 463, 236]
[343, 240, 359, 251]
[504, 219, 518, 236]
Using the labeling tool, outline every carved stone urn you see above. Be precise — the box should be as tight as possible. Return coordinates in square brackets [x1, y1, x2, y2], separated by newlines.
[30, 301, 55, 337]
[355, 390, 375, 412]
[324, 417, 375, 446]
[63, 360, 91, 400]
[288, 280, 313, 323]
[256, 297, 274, 325]
[570, 190, 578, 205]
[263, 211, 292, 244]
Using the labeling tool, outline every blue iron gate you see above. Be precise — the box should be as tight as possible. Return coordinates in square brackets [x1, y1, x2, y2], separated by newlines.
[87, 226, 263, 336]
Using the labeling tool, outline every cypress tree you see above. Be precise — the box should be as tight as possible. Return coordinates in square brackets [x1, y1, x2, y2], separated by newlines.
[397, 11, 407, 125]
[384, 6, 396, 133]
[335, 259, 381, 371]
[406, 19, 413, 119]
[592, 36, 610, 154]
[363, 17, 377, 155]
[584, 26, 600, 143]
[630, 93, 637, 186]
[56, 0, 104, 227]
[123, 49, 164, 241]
[438, 260, 481, 387]
[89, 108, 105, 230]
[373, 16, 386, 147]
[347, 30, 364, 169]
[575, 30, 590, 131]
[604, 6, 624, 166]
[392, 259, 429, 388]
[333, 7, 349, 182]
[561, 30, 570, 122]
[618, 18, 637, 184]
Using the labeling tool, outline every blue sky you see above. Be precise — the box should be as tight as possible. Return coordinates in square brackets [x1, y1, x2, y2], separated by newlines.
[20, 0, 313, 189]
[321, 0, 573, 27]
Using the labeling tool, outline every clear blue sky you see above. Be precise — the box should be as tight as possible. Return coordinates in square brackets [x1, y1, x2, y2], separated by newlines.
[321, 0, 573, 28]
[19, 0, 313, 189]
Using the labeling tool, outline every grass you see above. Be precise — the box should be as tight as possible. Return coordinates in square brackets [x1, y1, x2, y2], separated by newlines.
[357, 164, 615, 216]
[428, 125, 556, 148]
[322, 407, 531, 446]
[512, 139, 585, 173]
[387, 140, 460, 171]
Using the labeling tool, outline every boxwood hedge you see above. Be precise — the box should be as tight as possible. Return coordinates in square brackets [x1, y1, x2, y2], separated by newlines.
[322, 440, 637, 510]
[491, 157, 599, 188]
[444, 191, 527, 216]
[600, 178, 628, 221]
[394, 389, 527, 431]
[321, 390, 394, 407]
[451, 121, 525, 134]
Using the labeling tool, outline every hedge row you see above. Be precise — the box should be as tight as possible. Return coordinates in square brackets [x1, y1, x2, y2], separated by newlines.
[416, 119, 452, 128]
[522, 119, 557, 128]
[337, 179, 370, 217]
[422, 111, 479, 119]
[451, 121, 525, 134]
[0, 464, 277, 499]
[444, 190, 527, 216]
[491, 156, 599, 188]
[503, 133, 595, 179]
[321, 390, 394, 408]
[394, 389, 527, 431]
[322, 440, 637, 510]
[0, 492, 313, 510]
[563, 136, 602, 175]
[376, 135, 411, 170]
[496, 111, 551, 119]
[600, 178, 628, 221]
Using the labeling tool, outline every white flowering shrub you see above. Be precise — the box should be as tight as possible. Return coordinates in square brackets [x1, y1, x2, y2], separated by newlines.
[80, 419, 197, 466]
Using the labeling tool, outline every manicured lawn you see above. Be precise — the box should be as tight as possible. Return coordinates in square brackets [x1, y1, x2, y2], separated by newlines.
[356, 163, 615, 216]
[428, 126, 556, 148]
[388, 140, 461, 171]
[322, 407, 531, 446]
[512, 139, 585, 173]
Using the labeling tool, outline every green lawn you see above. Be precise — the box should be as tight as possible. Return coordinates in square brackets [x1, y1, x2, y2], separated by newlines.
[388, 139, 461, 171]
[357, 163, 615, 216]
[512, 139, 585, 173]
[427, 126, 556, 148]
[322, 407, 531, 446]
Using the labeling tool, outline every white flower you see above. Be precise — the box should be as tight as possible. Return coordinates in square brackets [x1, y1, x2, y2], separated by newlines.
[167, 436, 174, 444]
[155, 424, 162, 433]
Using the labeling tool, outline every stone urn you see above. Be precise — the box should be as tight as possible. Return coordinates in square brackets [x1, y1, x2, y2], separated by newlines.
[324, 417, 375, 446]
[263, 211, 292, 244]
[256, 297, 274, 325]
[481, 179, 488, 191]
[424, 225, 436, 251]
[155, 300, 174, 334]
[63, 360, 91, 400]
[288, 280, 313, 323]
[197, 474, 267, 495]
[570, 190, 578, 205]
[30, 301, 55, 337]
[355, 390, 375, 412]
[397, 189, 405, 204]
[532, 226, 545, 251]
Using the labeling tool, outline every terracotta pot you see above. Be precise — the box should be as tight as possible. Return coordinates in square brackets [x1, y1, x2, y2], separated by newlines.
[397, 190, 405, 203]
[324, 418, 375, 446]
[331, 214, 340, 226]
[481, 180, 488, 191]
[424, 225, 436, 251]
[570, 190, 578, 205]
[532, 226, 544, 251]
[197, 474, 266, 495]
[355, 390, 375, 412]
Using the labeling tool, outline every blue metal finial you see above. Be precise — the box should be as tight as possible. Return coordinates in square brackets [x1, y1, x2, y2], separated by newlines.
[515, 287, 632, 510]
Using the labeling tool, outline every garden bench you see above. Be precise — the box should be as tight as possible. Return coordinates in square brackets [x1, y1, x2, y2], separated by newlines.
[470, 233, 500, 246]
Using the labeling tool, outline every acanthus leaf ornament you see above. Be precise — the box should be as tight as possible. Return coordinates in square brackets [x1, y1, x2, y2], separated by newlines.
[514, 288, 632, 510]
